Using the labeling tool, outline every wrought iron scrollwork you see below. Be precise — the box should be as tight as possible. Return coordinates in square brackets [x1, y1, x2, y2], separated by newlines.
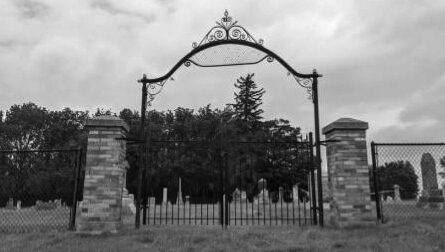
[147, 79, 169, 107]
[287, 72, 313, 100]
[192, 10, 263, 48]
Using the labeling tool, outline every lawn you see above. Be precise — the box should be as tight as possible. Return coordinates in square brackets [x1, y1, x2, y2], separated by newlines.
[2, 218, 445, 251]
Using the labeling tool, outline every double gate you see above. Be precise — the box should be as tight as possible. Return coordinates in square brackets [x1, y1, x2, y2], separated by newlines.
[139, 135, 317, 227]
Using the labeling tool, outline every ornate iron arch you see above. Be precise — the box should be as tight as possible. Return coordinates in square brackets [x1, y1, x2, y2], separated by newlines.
[138, 10, 321, 106]
[136, 10, 324, 228]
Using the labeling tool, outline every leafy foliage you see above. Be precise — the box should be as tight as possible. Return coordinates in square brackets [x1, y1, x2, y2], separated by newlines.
[371, 161, 419, 200]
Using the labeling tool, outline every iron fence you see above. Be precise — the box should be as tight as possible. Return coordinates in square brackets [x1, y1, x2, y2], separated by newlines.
[0, 148, 83, 232]
[137, 137, 317, 227]
[371, 142, 445, 223]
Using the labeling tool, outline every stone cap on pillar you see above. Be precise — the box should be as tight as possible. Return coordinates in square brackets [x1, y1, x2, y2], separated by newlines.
[322, 117, 368, 135]
[85, 115, 130, 132]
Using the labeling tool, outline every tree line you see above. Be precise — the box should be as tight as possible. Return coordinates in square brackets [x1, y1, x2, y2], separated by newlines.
[0, 74, 311, 206]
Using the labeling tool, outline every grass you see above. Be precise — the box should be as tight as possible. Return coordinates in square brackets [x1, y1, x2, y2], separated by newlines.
[2, 218, 445, 251]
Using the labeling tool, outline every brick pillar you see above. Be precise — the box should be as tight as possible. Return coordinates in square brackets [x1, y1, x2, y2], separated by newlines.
[322, 118, 374, 227]
[77, 115, 129, 234]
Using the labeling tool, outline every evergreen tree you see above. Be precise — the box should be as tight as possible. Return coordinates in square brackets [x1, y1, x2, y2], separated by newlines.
[230, 73, 265, 130]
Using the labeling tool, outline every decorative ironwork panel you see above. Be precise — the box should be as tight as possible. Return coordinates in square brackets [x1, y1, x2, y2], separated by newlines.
[187, 44, 271, 67]
[192, 10, 264, 48]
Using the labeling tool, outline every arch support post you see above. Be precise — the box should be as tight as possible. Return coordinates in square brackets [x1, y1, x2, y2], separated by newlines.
[311, 70, 324, 227]
[135, 75, 148, 229]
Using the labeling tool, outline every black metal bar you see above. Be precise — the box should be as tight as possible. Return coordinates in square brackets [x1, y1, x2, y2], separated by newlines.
[224, 153, 229, 227]
[304, 198, 307, 225]
[143, 39, 317, 85]
[148, 196, 151, 225]
[142, 170, 147, 225]
[309, 133, 318, 225]
[312, 71, 324, 227]
[206, 188, 209, 225]
[135, 78, 148, 229]
[292, 188, 295, 225]
[189, 190, 191, 225]
[153, 198, 156, 225]
[298, 192, 301, 226]
[371, 142, 382, 223]
[200, 189, 203, 225]
[69, 147, 82, 230]
[176, 188, 178, 225]
[373, 142, 445, 146]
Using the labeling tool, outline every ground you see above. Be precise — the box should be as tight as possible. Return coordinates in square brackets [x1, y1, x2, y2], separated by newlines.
[1, 218, 445, 252]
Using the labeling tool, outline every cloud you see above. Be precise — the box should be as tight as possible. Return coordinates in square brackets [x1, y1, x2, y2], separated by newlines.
[13, 0, 50, 19]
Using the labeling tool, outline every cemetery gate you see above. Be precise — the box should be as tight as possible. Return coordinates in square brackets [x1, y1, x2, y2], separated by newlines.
[371, 142, 445, 223]
[135, 10, 325, 227]
[0, 148, 84, 232]
[138, 134, 317, 227]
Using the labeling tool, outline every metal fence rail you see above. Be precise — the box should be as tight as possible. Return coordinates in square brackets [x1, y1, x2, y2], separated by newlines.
[371, 142, 445, 223]
[0, 148, 83, 232]
[137, 137, 317, 227]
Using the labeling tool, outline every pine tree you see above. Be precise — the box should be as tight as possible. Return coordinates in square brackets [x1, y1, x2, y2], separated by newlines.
[230, 73, 265, 130]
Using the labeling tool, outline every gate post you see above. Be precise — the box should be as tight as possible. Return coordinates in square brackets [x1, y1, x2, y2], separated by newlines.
[322, 118, 374, 227]
[76, 115, 129, 234]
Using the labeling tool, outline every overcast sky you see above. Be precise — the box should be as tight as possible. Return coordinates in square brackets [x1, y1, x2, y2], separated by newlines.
[1, 0, 444, 143]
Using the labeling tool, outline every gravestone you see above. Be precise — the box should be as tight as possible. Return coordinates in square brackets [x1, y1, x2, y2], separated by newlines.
[258, 178, 267, 191]
[148, 197, 156, 206]
[257, 178, 269, 204]
[185, 195, 190, 205]
[16, 200, 21, 210]
[240, 190, 247, 202]
[176, 177, 184, 205]
[6, 198, 14, 209]
[122, 187, 136, 215]
[417, 153, 444, 209]
[232, 188, 241, 202]
[55, 199, 62, 208]
[393, 185, 401, 202]
[278, 186, 284, 202]
[162, 188, 168, 205]
[292, 184, 299, 202]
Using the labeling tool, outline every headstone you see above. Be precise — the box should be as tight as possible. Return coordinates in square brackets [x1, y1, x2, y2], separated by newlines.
[122, 191, 136, 215]
[258, 178, 267, 191]
[292, 184, 299, 202]
[6, 198, 14, 209]
[185, 195, 190, 205]
[417, 153, 444, 209]
[162, 188, 168, 205]
[278, 186, 284, 202]
[257, 180, 269, 205]
[16, 200, 21, 210]
[240, 190, 247, 202]
[176, 177, 184, 205]
[148, 197, 156, 206]
[232, 188, 241, 202]
[393, 185, 401, 201]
